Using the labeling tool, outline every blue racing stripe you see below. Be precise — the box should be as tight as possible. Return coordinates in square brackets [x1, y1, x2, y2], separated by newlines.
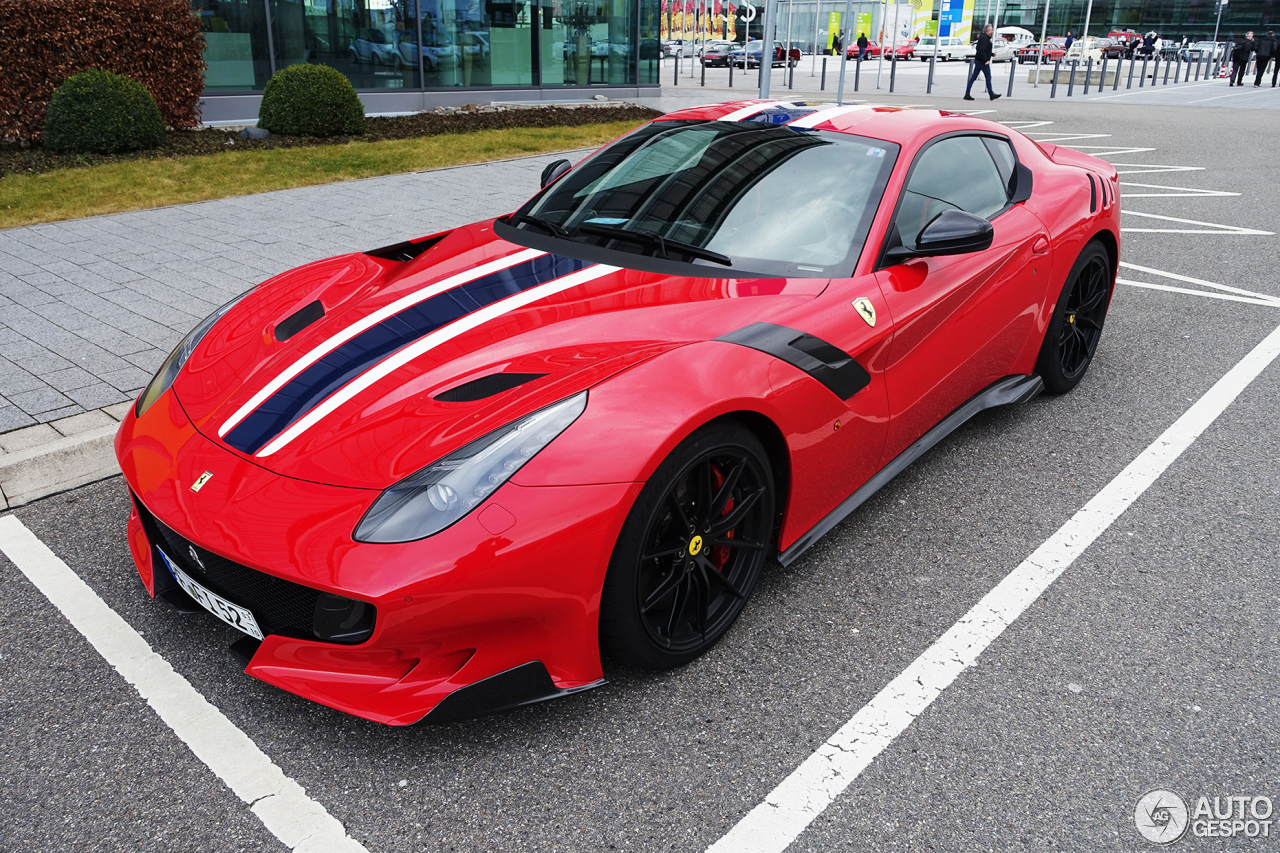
[224, 254, 592, 454]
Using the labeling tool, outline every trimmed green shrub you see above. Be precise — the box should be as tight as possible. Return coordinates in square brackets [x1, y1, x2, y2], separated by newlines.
[44, 69, 166, 154]
[258, 65, 367, 138]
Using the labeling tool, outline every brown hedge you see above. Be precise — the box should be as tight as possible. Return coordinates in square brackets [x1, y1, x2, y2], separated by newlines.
[0, 0, 205, 142]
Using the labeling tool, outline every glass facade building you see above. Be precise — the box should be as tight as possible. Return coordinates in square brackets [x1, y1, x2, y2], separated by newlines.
[665, 0, 1274, 56]
[192, 0, 663, 118]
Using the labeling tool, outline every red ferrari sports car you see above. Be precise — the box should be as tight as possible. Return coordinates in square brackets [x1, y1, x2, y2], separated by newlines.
[116, 101, 1120, 726]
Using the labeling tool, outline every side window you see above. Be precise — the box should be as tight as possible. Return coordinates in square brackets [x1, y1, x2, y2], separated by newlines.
[982, 137, 1017, 196]
[893, 136, 1010, 247]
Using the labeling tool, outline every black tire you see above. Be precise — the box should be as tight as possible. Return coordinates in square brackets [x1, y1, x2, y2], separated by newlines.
[599, 420, 775, 669]
[1035, 240, 1112, 394]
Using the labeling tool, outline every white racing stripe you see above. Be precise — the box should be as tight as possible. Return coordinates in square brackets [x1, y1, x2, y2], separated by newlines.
[707, 323, 1280, 853]
[257, 263, 619, 457]
[716, 101, 796, 122]
[785, 104, 876, 128]
[0, 515, 368, 853]
[218, 247, 545, 437]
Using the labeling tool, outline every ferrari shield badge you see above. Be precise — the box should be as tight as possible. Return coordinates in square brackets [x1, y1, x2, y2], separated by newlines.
[852, 297, 877, 328]
[190, 471, 214, 493]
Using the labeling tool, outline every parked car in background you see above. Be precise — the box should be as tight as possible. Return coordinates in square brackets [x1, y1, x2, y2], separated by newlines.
[1016, 39, 1067, 63]
[662, 39, 685, 58]
[1182, 40, 1225, 61]
[961, 38, 1014, 61]
[732, 40, 800, 68]
[396, 28, 460, 72]
[696, 39, 736, 57]
[701, 41, 735, 66]
[915, 35, 968, 60]
[1064, 36, 1104, 62]
[350, 27, 398, 65]
[845, 40, 883, 58]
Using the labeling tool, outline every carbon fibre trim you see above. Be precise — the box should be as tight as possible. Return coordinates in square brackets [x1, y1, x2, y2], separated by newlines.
[424, 661, 605, 725]
[716, 322, 871, 400]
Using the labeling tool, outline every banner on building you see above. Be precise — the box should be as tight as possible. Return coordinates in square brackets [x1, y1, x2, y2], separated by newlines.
[910, 0, 935, 39]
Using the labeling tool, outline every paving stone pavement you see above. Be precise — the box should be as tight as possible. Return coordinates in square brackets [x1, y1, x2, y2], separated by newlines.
[0, 150, 586, 433]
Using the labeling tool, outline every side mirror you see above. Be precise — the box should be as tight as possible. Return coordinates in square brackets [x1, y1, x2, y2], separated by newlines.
[884, 209, 994, 263]
[540, 159, 571, 188]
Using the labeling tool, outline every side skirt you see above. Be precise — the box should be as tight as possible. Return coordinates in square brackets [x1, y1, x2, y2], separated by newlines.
[423, 661, 605, 725]
[778, 374, 1044, 567]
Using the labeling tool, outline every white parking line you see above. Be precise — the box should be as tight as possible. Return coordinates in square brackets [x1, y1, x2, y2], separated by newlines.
[1117, 279, 1280, 307]
[1111, 163, 1205, 175]
[1119, 260, 1280, 304]
[1119, 182, 1239, 198]
[707, 324, 1280, 853]
[1120, 210, 1274, 235]
[0, 516, 369, 853]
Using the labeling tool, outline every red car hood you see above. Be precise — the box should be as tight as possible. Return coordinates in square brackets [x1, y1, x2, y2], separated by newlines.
[171, 221, 825, 489]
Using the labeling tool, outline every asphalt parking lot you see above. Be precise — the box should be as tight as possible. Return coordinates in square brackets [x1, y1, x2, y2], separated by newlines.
[2, 99, 1279, 852]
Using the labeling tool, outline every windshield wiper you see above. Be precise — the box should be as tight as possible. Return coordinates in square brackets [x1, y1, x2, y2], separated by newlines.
[573, 223, 733, 267]
[509, 212, 570, 239]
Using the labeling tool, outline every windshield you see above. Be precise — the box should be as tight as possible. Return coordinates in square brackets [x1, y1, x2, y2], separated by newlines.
[505, 119, 899, 278]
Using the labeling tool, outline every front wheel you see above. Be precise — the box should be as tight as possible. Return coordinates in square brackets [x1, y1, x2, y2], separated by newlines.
[1035, 240, 1112, 393]
[599, 420, 775, 669]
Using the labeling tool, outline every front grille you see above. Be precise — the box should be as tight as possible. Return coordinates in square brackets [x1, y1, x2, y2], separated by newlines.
[133, 496, 321, 640]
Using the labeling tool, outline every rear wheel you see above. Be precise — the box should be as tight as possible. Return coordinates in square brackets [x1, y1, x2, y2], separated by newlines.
[599, 421, 775, 669]
[1036, 240, 1112, 393]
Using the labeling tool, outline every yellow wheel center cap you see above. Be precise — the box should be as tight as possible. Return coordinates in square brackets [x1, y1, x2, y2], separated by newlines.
[688, 535, 704, 556]
[1068, 314, 1076, 324]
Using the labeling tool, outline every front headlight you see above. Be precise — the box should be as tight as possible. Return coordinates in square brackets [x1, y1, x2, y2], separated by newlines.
[354, 391, 588, 543]
[135, 293, 247, 417]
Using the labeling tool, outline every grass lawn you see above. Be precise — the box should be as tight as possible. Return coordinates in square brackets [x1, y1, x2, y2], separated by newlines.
[0, 121, 642, 229]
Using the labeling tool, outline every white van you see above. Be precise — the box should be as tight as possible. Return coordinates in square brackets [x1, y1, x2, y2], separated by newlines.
[915, 36, 968, 60]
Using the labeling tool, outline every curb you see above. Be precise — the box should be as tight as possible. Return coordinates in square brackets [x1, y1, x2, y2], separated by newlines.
[0, 404, 129, 510]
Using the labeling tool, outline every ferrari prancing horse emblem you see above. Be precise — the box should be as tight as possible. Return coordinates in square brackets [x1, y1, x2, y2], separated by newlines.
[852, 297, 877, 327]
[190, 471, 213, 493]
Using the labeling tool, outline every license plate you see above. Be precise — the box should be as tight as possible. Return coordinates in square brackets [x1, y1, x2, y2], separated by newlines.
[158, 548, 264, 641]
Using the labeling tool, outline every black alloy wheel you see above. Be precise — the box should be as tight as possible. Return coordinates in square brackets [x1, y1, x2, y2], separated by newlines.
[1036, 240, 1112, 393]
[599, 421, 775, 669]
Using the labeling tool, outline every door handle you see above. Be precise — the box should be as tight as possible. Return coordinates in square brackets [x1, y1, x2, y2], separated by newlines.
[1032, 235, 1050, 255]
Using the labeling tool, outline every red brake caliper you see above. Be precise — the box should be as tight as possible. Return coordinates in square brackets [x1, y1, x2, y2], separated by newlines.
[709, 464, 734, 571]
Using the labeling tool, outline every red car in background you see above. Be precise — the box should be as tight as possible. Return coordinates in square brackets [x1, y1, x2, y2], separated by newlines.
[1017, 38, 1068, 63]
[117, 100, 1121, 726]
[847, 40, 914, 60]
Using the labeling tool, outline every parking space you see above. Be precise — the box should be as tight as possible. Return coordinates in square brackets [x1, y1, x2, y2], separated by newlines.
[2, 102, 1279, 852]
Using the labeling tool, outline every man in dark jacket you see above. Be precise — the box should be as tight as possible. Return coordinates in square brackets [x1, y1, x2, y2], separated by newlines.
[1064, 31, 1074, 50]
[964, 24, 1001, 100]
[1229, 32, 1255, 85]
[857, 32, 870, 60]
[1254, 30, 1276, 86]
[832, 31, 842, 56]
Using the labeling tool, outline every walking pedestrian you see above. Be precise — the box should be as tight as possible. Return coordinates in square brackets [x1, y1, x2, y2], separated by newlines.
[1141, 31, 1156, 57]
[1254, 30, 1276, 86]
[963, 24, 1002, 101]
[857, 32, 869, 61]
[1064, 31, 1074, 51]
[832, 31, 842, 57]
[1229, 32, 1255, 85]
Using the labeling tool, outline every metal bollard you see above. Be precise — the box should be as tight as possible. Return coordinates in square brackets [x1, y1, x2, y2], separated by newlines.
[788, 59, 794, 89]
[673, 56, 678, 86]
[1151, 55, 1160, 85]
[1139, 55, 1148, 87]
[819, 56, 825, 90]
[1127, 55, 1136, 88]
[1113, 54, 1121, 89]
[1164, 55, 1172, 84]
[701, 58, 706, 86]
[928, 53, 936, 94]
[1100, 56, 1108, 92]
[889, 54, 897, 93]
[1084, 58, 1093, 93]
[1007, 55, 1016, 96]
[855, 56, 861, 91]
[1051, 58, 1060, 97]
[1068, 60, 1077, 96]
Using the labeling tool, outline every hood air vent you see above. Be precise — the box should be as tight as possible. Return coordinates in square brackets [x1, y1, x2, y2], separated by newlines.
[274, 300, 325, 342]
[434, 373, 546, 403]
[365, 232, 448, 262]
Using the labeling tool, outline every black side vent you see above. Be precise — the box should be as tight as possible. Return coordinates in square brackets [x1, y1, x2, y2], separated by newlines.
[1087, 173, 1097, 213]
[274, 300, 325, 342]
[716, 323, 871, 400]
[365, 232, 447, 262]
[434, 373, 546, 402]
